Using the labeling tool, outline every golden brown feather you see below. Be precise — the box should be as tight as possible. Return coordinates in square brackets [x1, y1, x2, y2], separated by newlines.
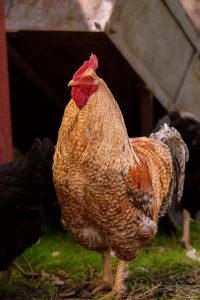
[53, 54, 188, 299]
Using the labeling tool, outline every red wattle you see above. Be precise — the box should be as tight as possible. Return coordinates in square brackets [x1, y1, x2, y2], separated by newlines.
[71, 86, 98, 108]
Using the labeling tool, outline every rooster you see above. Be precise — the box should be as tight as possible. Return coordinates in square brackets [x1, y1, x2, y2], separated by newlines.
[53, 54, 188, 299]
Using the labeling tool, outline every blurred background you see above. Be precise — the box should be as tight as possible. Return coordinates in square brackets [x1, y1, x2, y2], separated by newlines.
[1, 0, 200, 160]
[1, 1, 200, 299]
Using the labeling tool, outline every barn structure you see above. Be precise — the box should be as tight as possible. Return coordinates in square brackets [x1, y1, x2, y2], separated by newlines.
[1, 0, 200, 161]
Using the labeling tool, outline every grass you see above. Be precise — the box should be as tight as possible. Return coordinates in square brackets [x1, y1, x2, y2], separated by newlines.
[1, 222, 200, 299]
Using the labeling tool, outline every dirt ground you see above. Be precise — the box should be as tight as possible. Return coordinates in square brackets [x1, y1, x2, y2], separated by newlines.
[1, 265, 200, 300]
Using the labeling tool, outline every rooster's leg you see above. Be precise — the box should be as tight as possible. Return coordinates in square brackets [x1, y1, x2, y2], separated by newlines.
[98, 259, 127, 300]
[92, 251, 113, 295]
[180, 209, 191, 250]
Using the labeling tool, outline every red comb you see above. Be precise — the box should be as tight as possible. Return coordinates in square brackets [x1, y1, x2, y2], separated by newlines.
[73, 54, 98, 80]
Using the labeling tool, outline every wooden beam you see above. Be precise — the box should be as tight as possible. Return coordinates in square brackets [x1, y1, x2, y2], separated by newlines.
[8, 43, 64, 109]
[139, 90, 153, 136]
[0, 0, 13, 163]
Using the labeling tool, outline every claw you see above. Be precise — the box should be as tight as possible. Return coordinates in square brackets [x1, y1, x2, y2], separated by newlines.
[98, 288, 121, 300]
[91, 281, 112, 296]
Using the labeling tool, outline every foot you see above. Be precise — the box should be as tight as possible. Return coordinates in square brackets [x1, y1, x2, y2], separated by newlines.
[180, 237, 192, 250]
[97, 259, 127, 300]
[98, 287, 122, 300]
[91, 280, 113, 296]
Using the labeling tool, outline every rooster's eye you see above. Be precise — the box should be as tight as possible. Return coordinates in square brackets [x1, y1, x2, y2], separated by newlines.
[85, 76, 93, 81]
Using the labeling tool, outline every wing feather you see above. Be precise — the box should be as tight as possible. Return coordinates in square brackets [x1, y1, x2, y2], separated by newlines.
[127, 137, 172, 222]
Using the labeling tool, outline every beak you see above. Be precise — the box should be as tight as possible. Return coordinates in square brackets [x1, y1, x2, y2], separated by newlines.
[68, 79, 78, 87]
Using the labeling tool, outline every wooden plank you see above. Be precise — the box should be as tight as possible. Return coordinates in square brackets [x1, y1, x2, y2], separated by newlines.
[106, 0, 196, 113]
[0, 0, 12, 163]
[164, 0, 200, 51]
[5, 0, 114, 32]
[176, 53, 200, 117]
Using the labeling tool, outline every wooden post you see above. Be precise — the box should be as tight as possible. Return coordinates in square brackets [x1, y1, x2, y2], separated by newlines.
[139, 90, 153, 136]
[0, 0, 12, 163]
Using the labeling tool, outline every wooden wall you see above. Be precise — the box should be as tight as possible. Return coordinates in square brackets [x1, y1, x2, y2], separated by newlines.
[0, 0, 12, 163]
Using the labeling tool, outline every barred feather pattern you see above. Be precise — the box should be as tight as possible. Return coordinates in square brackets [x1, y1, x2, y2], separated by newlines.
[129, 137, 173, 221]
[53, 72, 159, 261]
[53, 68, 187, 262]
[150, 124, 189, 217]
[128, 189, 154, 219]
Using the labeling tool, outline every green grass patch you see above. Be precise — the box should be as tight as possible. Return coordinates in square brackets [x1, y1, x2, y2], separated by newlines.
[1, 223, 200, 299]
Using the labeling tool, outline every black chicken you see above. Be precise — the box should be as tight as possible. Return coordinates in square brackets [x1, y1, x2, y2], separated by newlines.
[156, 111, 200, 250]
[0, 138, 56, 273]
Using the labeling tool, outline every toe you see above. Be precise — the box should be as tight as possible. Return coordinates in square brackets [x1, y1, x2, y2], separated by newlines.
[91, 281, 112, 296]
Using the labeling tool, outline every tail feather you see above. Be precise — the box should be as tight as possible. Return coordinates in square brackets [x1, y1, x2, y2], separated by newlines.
[150, 124, 189, 217]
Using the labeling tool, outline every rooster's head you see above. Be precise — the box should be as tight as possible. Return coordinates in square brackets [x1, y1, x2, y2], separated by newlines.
[68, 54, 99, 108]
